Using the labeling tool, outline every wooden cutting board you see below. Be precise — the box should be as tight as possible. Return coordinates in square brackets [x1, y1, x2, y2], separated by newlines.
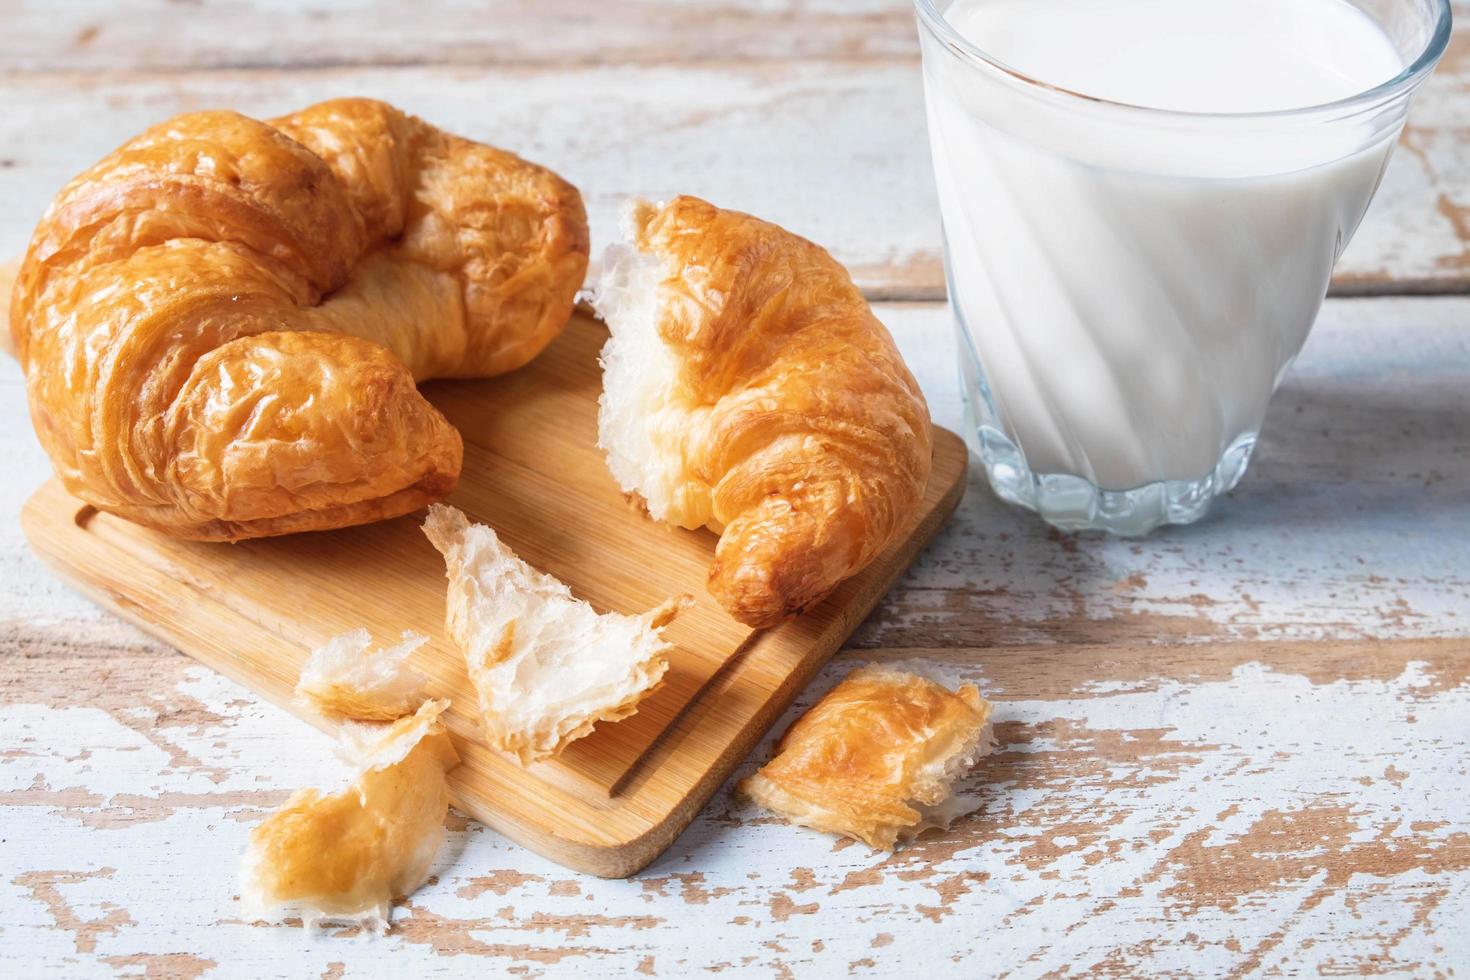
[20, 312, 967, 877]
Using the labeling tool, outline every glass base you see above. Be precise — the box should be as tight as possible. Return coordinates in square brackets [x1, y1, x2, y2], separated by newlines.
[949, 282, 1260, 536]
[970, 421, 1257, 536]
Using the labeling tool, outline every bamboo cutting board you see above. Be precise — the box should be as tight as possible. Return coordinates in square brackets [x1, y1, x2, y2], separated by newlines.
[20, 312, 967, 877]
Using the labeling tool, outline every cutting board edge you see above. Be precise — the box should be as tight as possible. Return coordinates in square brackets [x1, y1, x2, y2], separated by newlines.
[19, 426, 970, 877]
[16, 488, 642, 874]
[595, 430, 971, 875]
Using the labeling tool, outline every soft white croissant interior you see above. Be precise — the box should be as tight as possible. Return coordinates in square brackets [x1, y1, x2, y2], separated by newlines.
[591, 196, 933, 630]
[422, 503, 687, 766]
[295, 628, 430, 721]
[594, 211, 713, 529]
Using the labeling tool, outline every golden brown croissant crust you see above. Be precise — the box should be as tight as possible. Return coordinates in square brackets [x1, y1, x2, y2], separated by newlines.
[10, 98, 588, 540]
[738, 665, 992, 849]
[599, 197, 933, 628]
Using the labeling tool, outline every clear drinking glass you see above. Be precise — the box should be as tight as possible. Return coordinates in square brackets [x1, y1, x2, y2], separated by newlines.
[914, 0, 1452, 534]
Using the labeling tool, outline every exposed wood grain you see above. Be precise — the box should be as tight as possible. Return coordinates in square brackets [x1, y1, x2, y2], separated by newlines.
[2, 297, 1467, 972]
[0, 40, 1466, 296]
[0, 63, 944, 296]
[1, 298, 1466, 644]
[3, 629, 1466, 975]
[863, 299, 1470, 651]
[2, 4, 1468, 965]
[0, 0, 918, 71]
[1350, 17, 1470, 295]
[18, 313, 968, 876]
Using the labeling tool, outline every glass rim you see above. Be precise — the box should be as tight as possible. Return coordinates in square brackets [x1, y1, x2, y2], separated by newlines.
[912, 0, 1453, 120]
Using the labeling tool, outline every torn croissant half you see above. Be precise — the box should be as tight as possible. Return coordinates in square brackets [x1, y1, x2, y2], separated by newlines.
[295, 628, 430, 721]
[738, 665, 993, 850]
[422, 503, 689, 766]
[241, 698, 459, 933]
[594, 196, 933, 629]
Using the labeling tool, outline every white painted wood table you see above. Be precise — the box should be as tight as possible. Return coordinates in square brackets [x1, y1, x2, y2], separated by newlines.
[3, 3, 1468, 976]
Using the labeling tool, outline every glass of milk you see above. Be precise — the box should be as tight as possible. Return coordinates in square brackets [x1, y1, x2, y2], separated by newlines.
[915, 0, 1451, 534]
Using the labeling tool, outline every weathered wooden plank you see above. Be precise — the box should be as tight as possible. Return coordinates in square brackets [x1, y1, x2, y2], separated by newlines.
[1, 298, 1466, 647]
[0, 51, 1465, 296]
[0, 63, 944, 296]
[2, 631, 1466, 975]
[866, 298, 1470, 650]
[1348, 21, 1470, 294]
[14, 315, 967, 875]
[0, 0, 917, 71]
[4, 6, 1466, 970]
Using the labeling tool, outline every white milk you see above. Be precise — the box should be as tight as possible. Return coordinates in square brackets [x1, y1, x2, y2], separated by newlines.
[947, 0, 1403, 113]
[922, 0, 1405, 496]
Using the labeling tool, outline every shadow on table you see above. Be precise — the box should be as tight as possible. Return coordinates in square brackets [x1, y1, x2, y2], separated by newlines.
[849, 361, 1470, 650]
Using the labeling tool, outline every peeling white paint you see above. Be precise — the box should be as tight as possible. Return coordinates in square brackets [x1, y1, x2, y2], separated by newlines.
[1, 12, 1467, 971]
[3, 654, 1467, 976]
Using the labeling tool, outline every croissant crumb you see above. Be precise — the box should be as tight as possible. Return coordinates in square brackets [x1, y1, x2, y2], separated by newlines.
[295, 628, 430, 722]
[240, 698, 459, 933]
[593, 196, 932, 629]
[422, 503, 688, 766]
[738, 665, 993, 850]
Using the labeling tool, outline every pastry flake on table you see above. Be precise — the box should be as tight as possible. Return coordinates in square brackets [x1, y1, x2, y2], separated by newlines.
[0, 257, 16, 359]
[422, 503, 690, 766]
[592, 195, 933, 629]
[738, 665, 993, 850]
[10, 97, 588, 541]
[295, 628, 431, 722]
[240, 698, 460, 933]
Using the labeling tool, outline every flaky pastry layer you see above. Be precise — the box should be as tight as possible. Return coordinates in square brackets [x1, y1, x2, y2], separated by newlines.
[11, 98, 588, 539]
[241, 698, 459, 932]
[295, 628, 431, 722]
[594, 196, 932, 628]
[739, 665, 993, 850]
[423, 504, 688, 766]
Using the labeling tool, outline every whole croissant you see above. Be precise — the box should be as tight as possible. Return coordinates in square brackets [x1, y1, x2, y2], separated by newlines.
[10, 98, 588, 539]
[595, 197, 933, 628]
